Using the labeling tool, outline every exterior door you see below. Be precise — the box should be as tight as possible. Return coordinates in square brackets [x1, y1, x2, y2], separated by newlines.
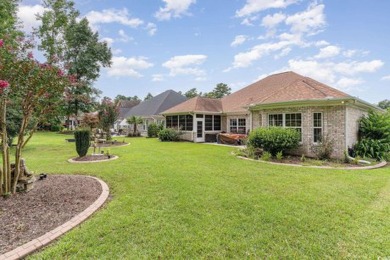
[195, 118, 204, 142]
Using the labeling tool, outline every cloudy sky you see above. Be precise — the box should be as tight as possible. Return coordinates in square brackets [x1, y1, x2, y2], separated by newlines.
[18, 0, 390, 103]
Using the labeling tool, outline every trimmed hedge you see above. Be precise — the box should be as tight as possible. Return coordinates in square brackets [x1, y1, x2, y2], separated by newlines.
[74, 128, 91, 157]
[248, 127, 300, 156]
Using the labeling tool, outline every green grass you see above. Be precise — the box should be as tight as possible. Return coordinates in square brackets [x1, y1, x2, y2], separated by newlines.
[13, 132, 390, 258]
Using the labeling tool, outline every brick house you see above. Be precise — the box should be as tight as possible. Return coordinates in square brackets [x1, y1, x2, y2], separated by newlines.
[162, 71, 381, 158]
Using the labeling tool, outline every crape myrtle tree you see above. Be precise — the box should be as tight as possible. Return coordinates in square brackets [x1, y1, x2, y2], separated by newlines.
[0, 37, 69, 195]
[36, 0, 112, 127]
[98, 97, 119, 140]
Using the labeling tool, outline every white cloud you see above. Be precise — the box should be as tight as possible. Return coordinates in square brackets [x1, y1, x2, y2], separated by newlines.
[101, 37, 114, 46]
[228, 41, 291, 69]
[274, 47, 291, 59]
[146, 23, 157, 36]
[162, 54, 207, 76]
[236, 0, 298, 17]
[285, 2, 326, 35]
[155, 0, 196, 21]
[381, 75, 390, 81]
[107, 56, 153, 77]
[261, 12, 286, 28]
[314, 45, 340, 59]
[85, 8, 144, 29]
[336, 77, 364, 90]
[231, 35, 248, 47]
[17, 4, 47, 33]
[152, 74, 164, 82]
[241, 16, 258, 26]
[343, 50, 357, 58]
[314, 40, 330, 47]
[333, 60, 384, 75]
[286, 59, 383, 90]
[118, 30, 134, 43]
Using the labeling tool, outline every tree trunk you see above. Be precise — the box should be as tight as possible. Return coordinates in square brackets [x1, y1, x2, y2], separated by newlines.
[11, 116, 28, 194]
[1, 98, 11, 195]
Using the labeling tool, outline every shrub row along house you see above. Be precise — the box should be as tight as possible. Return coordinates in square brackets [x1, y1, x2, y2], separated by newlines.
[117, 90, 187, 135]
[162, 71, 382, 158]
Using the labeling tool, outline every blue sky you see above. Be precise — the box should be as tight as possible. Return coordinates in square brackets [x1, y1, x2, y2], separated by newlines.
[18, 0, 390, 104]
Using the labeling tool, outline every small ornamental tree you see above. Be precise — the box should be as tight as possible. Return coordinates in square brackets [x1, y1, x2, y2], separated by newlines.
[126, 116, 143, 136]
[74, 128, 91, 157]
[98, 97, 118, 140]
[0, 37, 69, 195]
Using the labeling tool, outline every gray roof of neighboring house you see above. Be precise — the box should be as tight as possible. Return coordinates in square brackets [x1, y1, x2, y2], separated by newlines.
[117, 100, 141, 119]
[124, 90, 187, 118]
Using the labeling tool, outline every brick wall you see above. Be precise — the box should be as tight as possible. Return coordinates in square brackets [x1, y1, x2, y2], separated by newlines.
[345, 106, 367, 149]
[251, 105, 350, 158]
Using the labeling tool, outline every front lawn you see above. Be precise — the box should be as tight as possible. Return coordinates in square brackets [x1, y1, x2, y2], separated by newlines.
[18, 132, 390, 258]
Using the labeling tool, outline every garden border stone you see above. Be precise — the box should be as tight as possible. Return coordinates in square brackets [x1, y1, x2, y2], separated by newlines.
[0, 176, 109, 260]
[236, 155, 387, 170]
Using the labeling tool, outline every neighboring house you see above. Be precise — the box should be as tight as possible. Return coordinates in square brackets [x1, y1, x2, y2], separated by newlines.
[162, 71, 381, 158]
[114, 99, 141, 131]
[120, 90, 187, 135]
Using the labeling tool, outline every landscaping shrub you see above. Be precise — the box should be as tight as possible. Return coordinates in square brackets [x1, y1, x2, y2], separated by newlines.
[355, 110, 390, 161]
[147, 123, 163, 138]
[248, 127, 300, 156]
[74, 128, 91, 157]
[50, 124, 62, 132]
[158, 128, 182, 142]
[261, 151, 272, 161]
[311, 134, 335, 160]
[354, 138, 390, 161]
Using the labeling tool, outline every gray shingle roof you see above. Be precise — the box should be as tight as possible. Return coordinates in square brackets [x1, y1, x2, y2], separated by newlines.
[124, 90, 187, 118]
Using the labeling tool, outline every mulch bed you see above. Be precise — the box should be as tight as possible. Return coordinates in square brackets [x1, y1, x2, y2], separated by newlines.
[0, 175, 102, 254]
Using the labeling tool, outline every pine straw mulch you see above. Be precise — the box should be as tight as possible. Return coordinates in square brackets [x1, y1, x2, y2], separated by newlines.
[0, 175, 102, 254]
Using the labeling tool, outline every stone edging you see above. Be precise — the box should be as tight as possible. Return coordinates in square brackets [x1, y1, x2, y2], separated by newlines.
[0, 176, 110, 260]
[237, 156, 387, 170]
[93, 142, 130, 149]
[67, 155, 119, 164]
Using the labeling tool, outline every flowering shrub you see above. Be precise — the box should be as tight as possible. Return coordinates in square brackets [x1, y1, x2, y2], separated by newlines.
[0, 80, 9, 88]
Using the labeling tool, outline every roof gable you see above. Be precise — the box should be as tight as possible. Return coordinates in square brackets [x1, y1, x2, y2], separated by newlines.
[163, 96, 222, 114]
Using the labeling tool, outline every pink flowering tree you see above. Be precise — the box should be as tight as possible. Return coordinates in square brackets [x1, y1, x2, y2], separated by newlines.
[0, 37, 69, 195]
[98, 97, 119, 141]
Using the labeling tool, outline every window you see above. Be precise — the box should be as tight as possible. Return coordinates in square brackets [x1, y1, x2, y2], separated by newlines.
[179, 115, 186, 130]
[205, 115, 213, 131]
[230, 118, 246, 134]
[143, 119, 149, 131]
[166, 116, 172, 128]
[185, 115, 193, 131]
[166, 115, 193, 130]
[268, 113, 302, 140]
[172, 116, 178, 128]
[268, 114, 283, 126]
[214, 115, 221, 131]
[313, 113, 322, 143]
[205, 115, 221, 131]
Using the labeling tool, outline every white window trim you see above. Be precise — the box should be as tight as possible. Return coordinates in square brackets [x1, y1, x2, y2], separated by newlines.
[229, 117, 247, 134]
[268, 113, 302, 141]
[313, 112, 323, 144]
